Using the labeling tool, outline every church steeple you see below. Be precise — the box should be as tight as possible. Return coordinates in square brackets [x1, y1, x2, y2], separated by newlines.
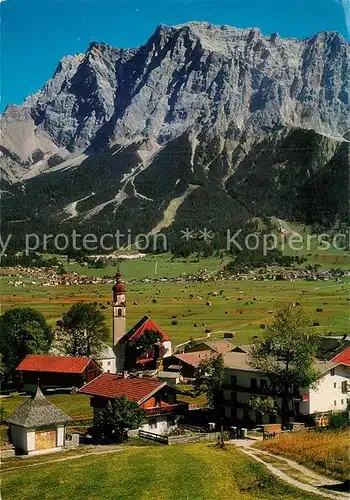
[112, 271, 126, 349]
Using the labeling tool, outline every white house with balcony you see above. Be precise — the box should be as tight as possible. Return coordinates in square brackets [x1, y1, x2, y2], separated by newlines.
[222, 346, 350, 426]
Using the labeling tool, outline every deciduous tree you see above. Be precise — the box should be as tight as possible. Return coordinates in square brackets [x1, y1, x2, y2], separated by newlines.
[249, 302, 322, 428]
[56, 302, 109, 357]
[0, 307, 52, 372]
[194, 354, 225, 410]
[93, 396, 145, 443]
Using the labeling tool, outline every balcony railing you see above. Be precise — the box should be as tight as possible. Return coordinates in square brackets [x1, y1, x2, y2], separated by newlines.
[144, 402, 189, 417]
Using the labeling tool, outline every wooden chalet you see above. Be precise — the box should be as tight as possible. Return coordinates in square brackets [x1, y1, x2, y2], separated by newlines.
[79, 373, 188, 435]
[16, 354, 102, 392]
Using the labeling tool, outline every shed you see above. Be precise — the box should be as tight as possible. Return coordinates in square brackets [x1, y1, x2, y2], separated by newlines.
[158, 371, 181, 385]
[6, 385, 71, 455]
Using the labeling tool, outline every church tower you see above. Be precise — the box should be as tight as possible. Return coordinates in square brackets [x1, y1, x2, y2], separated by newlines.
[112, 272, 126, 349]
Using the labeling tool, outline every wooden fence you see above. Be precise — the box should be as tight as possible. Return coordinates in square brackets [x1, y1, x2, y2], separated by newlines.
[139, 430, 168, 444]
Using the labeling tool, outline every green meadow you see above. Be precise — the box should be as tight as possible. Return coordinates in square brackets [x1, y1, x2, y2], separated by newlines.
[1, 269, 349, 347]
[1, 443, 322, 500]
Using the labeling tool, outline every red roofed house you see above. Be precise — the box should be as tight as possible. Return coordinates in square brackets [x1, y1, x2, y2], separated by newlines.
[79, 373, 188, 435]
[332, 346, 350, 366]
[111, 272, 172, 372]
[17, 354, 102, 392]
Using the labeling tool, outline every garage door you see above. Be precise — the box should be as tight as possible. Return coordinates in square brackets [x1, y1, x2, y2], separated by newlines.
[35, 430, 56, 450]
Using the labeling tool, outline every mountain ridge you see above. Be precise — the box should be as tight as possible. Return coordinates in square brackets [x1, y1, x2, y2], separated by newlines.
[1, 22, 349, 249]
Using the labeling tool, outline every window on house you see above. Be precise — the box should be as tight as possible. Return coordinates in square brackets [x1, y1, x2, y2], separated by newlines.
[231, 391, 237, 403]
[260, 379, 267, 391]
[149, 418, 157, 429]
[243, 410, 250, 422]
[231, 408, 237, 420]
[269, 414, 277, 424]
[333, 382, 337, 388]
[107, 361, 111, 366]
[341, 399, 344, 405]
[334, 400, 337, 406]
[117, 308, 122, 317]
[231, 375, 237, 386]
[107, 370, 110, 373]
[341, 381, 348, 394]
[330, 369, 335, 376]
[250, 378, 257, 389]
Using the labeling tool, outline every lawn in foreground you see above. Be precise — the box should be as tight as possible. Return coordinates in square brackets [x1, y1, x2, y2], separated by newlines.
[255, 430, 349, 481]
[2, 443, 322, 500]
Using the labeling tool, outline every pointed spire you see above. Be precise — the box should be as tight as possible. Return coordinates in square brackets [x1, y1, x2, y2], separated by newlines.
[33, 380, 46, 401]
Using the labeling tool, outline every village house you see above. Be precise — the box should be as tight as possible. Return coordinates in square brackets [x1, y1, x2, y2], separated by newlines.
[221, 346, 350, 426]
[182, 339, 234, 355]
[6, 385, 71, 455]
[164, 351, 214, 379]
[16, 354, 102, 392]
[79, 373, 188, 435]
[164, 339, 234, 379]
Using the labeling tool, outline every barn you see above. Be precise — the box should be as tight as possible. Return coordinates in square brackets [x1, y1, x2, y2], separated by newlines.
[16, 354, 102, 392]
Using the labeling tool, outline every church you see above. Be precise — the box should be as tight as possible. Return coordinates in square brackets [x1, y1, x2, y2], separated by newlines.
[108, 272, 172, 373]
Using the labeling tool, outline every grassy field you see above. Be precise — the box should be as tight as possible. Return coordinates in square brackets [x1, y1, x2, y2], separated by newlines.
[1, 443, 322, 500]
[255, 430, 349, 481]
[0, 394, 92, 421]
[1, 273, 349, 346]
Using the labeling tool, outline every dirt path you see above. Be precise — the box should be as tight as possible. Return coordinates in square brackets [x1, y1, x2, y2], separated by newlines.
[236, 442, 349, 500]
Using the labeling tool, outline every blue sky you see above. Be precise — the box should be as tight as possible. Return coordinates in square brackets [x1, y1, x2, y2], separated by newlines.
[1, 0, 349, 111]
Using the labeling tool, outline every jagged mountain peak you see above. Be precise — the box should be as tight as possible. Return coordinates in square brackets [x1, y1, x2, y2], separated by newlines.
[1, 22, 348, 185]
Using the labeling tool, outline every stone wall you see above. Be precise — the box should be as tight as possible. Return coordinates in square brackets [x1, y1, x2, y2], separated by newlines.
[1, 444, 15, 458]
[64, 433, 80, 449]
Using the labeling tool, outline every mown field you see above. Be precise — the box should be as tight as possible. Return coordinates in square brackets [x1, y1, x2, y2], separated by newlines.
[255, 430, 349, 481]
[1, 271, 349, 346]
[1, 443, 322, 500]
[0, 394, 92, 420]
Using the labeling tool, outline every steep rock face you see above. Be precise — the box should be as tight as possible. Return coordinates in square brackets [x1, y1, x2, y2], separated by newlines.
[2, 23, 349, 168]
[1, 22, 349, 241]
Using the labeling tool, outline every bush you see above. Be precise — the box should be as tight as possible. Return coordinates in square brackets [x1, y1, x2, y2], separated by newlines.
[328, 410, 350, 430]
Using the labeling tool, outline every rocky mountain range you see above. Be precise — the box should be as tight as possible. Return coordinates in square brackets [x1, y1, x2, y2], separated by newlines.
[1, 22, 349, 249]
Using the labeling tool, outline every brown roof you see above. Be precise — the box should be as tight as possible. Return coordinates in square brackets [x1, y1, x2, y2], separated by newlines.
[224, 348, 343, 376]
[173, 351, 214, 368]
[205, 339, 234, 354]
[223, 351, 259, 372]
[189, 339, 234, 354]
[6, 385, 71, 428]
[79, 373, 166, 403]
[16, 354, 93, 374]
